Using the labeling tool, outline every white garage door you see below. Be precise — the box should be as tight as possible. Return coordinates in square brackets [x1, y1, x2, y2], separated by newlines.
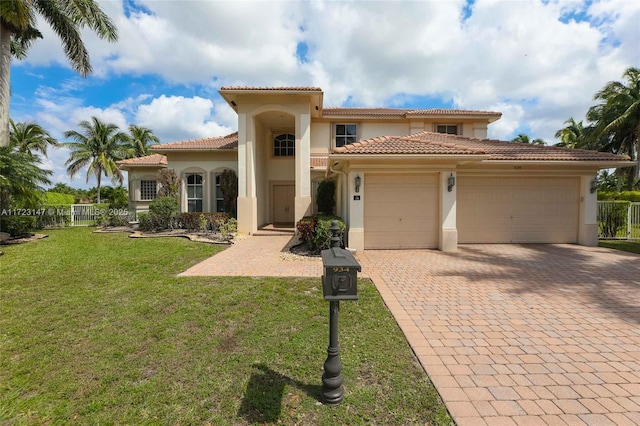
[364, 174, 438, 249]
[458, 176, 579, 244]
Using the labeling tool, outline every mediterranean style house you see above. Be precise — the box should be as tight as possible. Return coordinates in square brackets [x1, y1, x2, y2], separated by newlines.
[117, 86, 633, 252]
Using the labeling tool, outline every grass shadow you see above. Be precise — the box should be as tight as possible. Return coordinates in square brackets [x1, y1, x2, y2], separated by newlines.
[238, 363, 322, 423]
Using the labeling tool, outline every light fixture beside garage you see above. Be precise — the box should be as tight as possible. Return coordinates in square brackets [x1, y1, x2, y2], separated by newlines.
[447, 173, 456, 192]
[355, 175, 361, 193]
[590, 178, 598, 193]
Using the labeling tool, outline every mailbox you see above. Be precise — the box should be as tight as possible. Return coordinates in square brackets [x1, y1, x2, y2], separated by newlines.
[321, 247, 361, 301]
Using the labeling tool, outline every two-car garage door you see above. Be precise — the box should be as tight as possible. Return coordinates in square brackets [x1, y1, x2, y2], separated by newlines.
[363, 174, 580, 249]
[457, 176, 579, 244]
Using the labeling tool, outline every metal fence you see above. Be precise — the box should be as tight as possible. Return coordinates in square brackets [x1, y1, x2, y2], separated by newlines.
[597, 201, 640, 240]
[70, 204, 97, 226]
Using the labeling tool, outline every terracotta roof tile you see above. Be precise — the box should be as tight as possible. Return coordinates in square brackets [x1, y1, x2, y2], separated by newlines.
[311, 155, 328, 169]
[322, 107, 501, 118]
[333, 131, 631, 162]
[152, 132, 238, 151]
[220, 86, 322, 91]
[116, 154, 167, 166]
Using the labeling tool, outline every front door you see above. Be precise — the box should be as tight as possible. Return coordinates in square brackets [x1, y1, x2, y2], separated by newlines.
[273, 184, 295, 225]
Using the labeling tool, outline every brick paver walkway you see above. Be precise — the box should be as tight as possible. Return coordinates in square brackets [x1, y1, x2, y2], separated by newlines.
[357, 244, 640, 426]
[179, 230, 324, 277]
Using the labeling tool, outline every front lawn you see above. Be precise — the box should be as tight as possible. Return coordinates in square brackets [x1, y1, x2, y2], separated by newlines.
[0, 228, 451, 425]
[599, 239, 640, 254]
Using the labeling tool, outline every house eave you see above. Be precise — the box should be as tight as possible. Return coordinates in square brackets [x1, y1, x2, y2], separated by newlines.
[328, 154, 491, 161]
[151, 148, 238, 154]
[481, 160, 636, 168]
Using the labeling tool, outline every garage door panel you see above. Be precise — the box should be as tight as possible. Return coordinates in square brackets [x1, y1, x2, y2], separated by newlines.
[458, 176, 579, 244]
[364, 174, 438, 249]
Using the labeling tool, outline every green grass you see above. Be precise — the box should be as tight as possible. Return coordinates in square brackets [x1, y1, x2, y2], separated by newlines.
[599, 239, 640, 254]
[0, 228, 451, 425]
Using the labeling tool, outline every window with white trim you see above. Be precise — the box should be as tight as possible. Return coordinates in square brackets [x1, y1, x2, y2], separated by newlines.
[140, 180, 157, 201]
[435, 124, 459, 135]
[273, 133, 295, 157]
[335, 124, 357, 147]
[215, 174, 225, 213]
[186, 173, 203, 212]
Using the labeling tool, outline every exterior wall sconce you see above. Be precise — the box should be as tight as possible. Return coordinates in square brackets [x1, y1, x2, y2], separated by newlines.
[590, 178, 598, 193]
[447, 173, 456, 192]
[355, 175, 361, 193]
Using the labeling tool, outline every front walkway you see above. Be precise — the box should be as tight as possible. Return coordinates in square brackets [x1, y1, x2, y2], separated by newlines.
[179, 228, 323, 277]
[358, 244, 640, 426]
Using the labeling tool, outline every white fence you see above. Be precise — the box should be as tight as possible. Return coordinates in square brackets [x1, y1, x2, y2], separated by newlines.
[70, 204, 97, 226]
[597, 201, 640, 240]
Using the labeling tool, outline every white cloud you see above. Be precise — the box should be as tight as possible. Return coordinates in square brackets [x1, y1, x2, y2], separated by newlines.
[136, 95, 234, 143]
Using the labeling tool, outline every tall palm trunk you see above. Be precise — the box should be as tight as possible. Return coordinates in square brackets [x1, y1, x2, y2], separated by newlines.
[0, 23, 11, 148]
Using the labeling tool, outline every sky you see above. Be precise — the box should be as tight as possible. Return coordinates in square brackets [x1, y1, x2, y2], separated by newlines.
[9, 0, 640, 190]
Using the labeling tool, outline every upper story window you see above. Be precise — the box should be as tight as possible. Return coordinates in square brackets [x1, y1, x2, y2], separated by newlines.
[186, 173, 203, 212]
[335, 124, 357, 147]
[140, 180, 157, 201]
[436, 124, 459, 135]
[274, 133, 295, 157]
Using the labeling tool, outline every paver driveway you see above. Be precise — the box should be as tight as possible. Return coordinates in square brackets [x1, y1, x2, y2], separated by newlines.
[358, 244, 640, 426]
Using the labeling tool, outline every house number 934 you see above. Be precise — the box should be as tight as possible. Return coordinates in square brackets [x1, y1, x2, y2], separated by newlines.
[333, 267, 350, 273]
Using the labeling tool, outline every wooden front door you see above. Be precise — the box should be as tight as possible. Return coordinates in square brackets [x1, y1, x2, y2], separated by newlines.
[273, 184, 295, 225]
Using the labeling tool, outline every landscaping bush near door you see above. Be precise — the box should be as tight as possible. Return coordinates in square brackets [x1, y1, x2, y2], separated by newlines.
[296, 215, 346, 252]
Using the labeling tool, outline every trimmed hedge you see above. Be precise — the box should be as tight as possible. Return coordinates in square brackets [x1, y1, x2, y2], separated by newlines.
[0, 216, 37, 237]
[598, 191, 640, 202]
[177, 212, 230, 231]
[43, 192, 75, 205]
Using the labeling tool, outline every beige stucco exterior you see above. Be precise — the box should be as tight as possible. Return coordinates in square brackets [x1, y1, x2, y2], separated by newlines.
[118, 86, 632, 252]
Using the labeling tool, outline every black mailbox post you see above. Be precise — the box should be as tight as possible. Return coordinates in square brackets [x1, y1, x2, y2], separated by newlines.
[320, 221, 361, 405]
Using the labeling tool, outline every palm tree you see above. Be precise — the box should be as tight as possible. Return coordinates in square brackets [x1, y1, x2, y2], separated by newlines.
[0, 139, 51, 210]
[587, 67, 640, 190]
[1, 1, 118, 147]
[125, 125, 159, 158]
[10, 119, 58, 157]
[511, 134, 546, 145]
[64, 117, 128, 204]
[554, 118, 587, 149]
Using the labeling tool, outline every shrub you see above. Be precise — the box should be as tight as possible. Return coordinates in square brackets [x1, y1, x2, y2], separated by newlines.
[316, 179, 336, 215]
[177, 212, 230, 232]
[296, 216, 317, 246]
[220, 169, 238, 217]
[138, 212, 152, 231]
[216, 217, 237, 240]
[148, 197, 179, 230]
[312, 216, 346, 250]
[35, 205, 71, 228]
[598, 201, 629, 238]
[598, 191, 640, 202]
[158, 169, 182, 198]
[0, 216, 37, 237]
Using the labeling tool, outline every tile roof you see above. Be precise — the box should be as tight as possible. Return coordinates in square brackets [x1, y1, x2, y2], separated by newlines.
[116, 154, 167, 166]
[220, 86, 322, 92]
[152, 132, 238, 151]
[322, 107, 502, 118]
[333, 131, 632, 162]
[311, 155, 328, 169]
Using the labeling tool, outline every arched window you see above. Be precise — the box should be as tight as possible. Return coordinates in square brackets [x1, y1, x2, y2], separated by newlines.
[186, 173, 203, 212]
[273, 133, 295, 157]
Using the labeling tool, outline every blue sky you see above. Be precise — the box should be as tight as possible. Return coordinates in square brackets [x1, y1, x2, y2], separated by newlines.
[9, 0, 640, 189]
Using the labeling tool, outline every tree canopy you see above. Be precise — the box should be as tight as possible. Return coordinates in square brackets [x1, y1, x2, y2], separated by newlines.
[1, 0, 119, 147]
